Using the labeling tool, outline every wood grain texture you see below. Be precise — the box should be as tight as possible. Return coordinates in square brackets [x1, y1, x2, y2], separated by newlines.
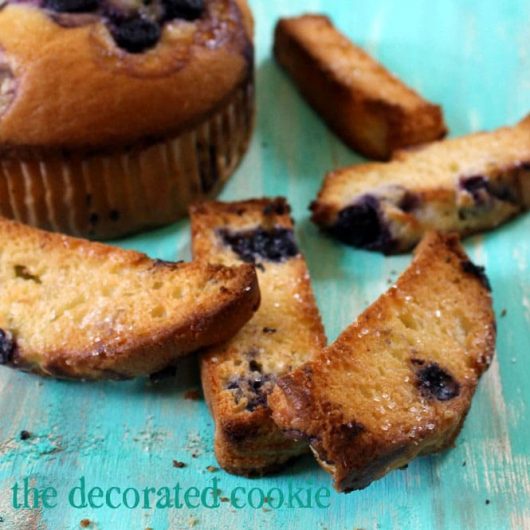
[1, 0, 529, 528]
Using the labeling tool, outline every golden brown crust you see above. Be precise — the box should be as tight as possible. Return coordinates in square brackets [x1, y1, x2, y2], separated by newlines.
[274, 14, 446, 160]
[0, 0, 253, 151]
[190, 198, 326, 475]
[0, 217, 260, 380]
[269, 232, 496, 491]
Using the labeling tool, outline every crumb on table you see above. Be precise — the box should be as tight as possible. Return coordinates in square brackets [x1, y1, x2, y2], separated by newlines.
[19, 430, 31, 440]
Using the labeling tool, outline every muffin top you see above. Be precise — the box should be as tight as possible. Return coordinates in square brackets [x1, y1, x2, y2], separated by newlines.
[0, 0, 253, 151]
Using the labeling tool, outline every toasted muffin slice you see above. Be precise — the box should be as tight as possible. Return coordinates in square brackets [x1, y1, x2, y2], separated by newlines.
[269, 232, 496, 492]
[190, 198, 326, 476]
[0, 218, 259, 380]
[274, 14, 446, 160]
[312, 115, 530, 254]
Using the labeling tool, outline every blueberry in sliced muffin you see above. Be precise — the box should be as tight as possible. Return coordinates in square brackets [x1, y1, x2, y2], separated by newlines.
[190, 198, 326, 476]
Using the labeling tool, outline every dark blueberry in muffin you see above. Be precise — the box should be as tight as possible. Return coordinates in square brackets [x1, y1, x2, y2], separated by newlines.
[162, 0, 204, 22]
[459, 175, 516, 207]
[0, 329, 16, 365]
[44, 0, 100, 13]
[110, 17, 161, 53]
[460, 175, 488, 201]
[398, 191, 420, 212]
[332, 196, 394, 253]
[415, 362, 460, 401]
[461, 260, 492, 291]
[225, 372, 275, 411]
[219, 227, 299, 264]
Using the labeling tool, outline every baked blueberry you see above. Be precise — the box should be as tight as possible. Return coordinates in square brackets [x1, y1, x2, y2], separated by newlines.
[162, 0, 204, 21]
[219, 227, 299, 264]
[460, 175, 517, 207]
[110, 17, 161, 53]
[332, 196, 394, 253]
[461, 260, 492, 291]
[415, 362, 460, 401]
[226, 372, 275, 411]
[460, 175, 488, 200]
[44, 0, 100, 13]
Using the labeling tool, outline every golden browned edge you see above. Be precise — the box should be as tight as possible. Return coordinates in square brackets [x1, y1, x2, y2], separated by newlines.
[190, 198, 326, 475]
[269, 232, 496, 492]
[274, 14, 447, 160]
[0, 216, 260, 380]
[0, 76, 254, 240]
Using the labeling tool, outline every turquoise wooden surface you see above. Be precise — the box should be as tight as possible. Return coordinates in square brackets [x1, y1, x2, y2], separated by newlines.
[1, 0, 529, 528]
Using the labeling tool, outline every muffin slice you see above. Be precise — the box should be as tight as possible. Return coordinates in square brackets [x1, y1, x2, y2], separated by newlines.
[269, 232, 496, 492]
[0, 217, 259, 380]
[274, 14, 446, 160]
[190, 198, 326, 475]
[312, 115, 530, 254]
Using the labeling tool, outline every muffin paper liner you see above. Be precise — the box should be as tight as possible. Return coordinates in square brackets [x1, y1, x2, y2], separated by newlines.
[0, 77, 254, 239]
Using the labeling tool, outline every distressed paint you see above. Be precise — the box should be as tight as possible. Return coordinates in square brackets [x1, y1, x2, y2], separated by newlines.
[1, 0, 529, 529]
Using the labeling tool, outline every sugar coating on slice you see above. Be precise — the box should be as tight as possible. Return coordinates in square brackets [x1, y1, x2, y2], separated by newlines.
[269, 232, 496, 491]
[219, 227, 299, 264]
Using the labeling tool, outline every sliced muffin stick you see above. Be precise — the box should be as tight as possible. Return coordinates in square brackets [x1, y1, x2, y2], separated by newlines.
[0, 217, 259, 380]
[274, 14, 446, 160]
[269, 232, 495, 492]
[312, 115, 530, 254]
[190, 198, 326, 476]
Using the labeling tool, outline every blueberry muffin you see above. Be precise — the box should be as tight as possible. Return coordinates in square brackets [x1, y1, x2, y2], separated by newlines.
[312, 115, 530, 253]
[269, 232, 496, 491]
[190, 198, 326, 476]
[0, 0, 254, 238]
